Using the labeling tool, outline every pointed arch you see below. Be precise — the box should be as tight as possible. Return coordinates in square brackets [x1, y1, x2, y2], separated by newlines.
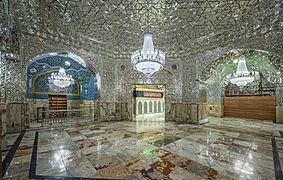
[154, 101, 157, 113]
[149, 101, 153, 113]
[26, 52, 100, 100]
[138, 101, 142, 114]
[144, 101, 148, 114]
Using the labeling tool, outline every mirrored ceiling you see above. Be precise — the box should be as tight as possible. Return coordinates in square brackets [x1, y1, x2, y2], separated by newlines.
[1, 0, 283, 58]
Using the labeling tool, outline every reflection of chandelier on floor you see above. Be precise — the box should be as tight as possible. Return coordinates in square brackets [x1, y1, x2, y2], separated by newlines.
[48, 68, 75, 88]
[131, 33, 165, 76]
[228, 56, 259, 87]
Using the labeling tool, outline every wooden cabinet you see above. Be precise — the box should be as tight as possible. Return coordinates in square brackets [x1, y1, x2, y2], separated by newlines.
[48, 95, 67, 117]
[223, 96, 275, 121]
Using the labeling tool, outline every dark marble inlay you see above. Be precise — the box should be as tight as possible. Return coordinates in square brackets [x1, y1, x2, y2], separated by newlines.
[28, 131, 109, 180]
[29, 131, 38, 178]
[150, 136, 180, 147]
[2, 131, 26, 177]
[271, 138, 283, 180]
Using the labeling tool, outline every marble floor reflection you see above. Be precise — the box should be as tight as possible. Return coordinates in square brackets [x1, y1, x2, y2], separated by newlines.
[3, 117, 283, 179]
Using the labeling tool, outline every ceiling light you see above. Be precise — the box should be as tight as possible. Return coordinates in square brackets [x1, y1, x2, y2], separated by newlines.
[131, 33, 165, 76]
[228, 56, 259, 88]
[48, 68, 75, 88]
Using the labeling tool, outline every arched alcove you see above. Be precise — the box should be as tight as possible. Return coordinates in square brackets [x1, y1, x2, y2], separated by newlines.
[149, 101, 153, 113]
[154, 101, 157, 113]
[200, 49, 281, 83]
[144, 101, 148, 114]
[158, 101, 161, 112]
[138, 101, 143, 114]
[200, 49, 282, 121]
[26, 52, 100, 100]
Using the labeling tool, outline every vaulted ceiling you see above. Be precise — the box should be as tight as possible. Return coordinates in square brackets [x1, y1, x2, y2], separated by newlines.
[1, 0, 283, 59]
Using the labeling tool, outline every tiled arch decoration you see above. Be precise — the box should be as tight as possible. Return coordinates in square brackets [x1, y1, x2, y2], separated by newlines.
[200, 49, 283, 104]
[199, 49, 281, 82]
[26, 52, 99, 100]
[199, 49, 283, 120]
[32, 70, 80, 96]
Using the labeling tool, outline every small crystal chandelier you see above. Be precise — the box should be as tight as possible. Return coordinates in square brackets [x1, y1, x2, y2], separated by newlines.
[48, 68, 75, 88]
[131, 33, 165, 76]
[228, 56, 259, 87]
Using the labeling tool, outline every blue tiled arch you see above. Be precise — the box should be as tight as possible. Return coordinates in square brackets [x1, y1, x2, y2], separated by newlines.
[26, 52, 99, 100]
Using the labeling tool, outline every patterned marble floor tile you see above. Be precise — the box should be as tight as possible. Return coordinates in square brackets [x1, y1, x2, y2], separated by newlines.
[225, 150, 247, 162]
[4, 161, 31, 180]
[3, 117, 283, 179]
[217, 156, 245, 169]
[175, 131, 192, 138]
[136, 167, 169, 179]
[179, 158, 218, 178]
[2, 131, 35, 179]
[241, 162, 275, 179]
[169, 166, 201, 180]
[233, 139, 252, 147]
[211, 165, 241, 179]
[227, 143, 250, 156]
[210, 142, 229, 151]
[162, 153, 188, 166]
[198, 147, 225, 160]
[65, 157, 97, 178]
[150, 159, 176, 176]
[149, 135, 180, 147]
[124, 159, 149, 173]
[71, 135, 87, 142]
[93, 163, 130, 179]
[36, 151, 66, 176]
[4, 133, 20, 147]
[79, 129, 94, 135]
[184, 133, 207, 141]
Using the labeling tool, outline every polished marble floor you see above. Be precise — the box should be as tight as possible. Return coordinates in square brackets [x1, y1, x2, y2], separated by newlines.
[2, 117, 283, 179]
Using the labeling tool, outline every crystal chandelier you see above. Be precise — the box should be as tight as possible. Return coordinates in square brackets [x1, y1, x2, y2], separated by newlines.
[229, 56, 259, 87]
[131, 33, 165, 76]
[48, 68, 75, 88]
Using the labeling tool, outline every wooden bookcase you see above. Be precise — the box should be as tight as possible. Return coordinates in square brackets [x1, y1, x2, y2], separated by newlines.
[48, 95, 67, 117]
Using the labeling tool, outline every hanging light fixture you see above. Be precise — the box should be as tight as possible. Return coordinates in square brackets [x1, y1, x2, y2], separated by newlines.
[228, 56, 259, 87]
[131, 33, 165, 76]
[48, 68, 75, 88]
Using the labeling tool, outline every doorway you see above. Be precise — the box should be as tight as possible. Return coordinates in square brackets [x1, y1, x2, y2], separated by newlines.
[132, 84, 165, 121]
